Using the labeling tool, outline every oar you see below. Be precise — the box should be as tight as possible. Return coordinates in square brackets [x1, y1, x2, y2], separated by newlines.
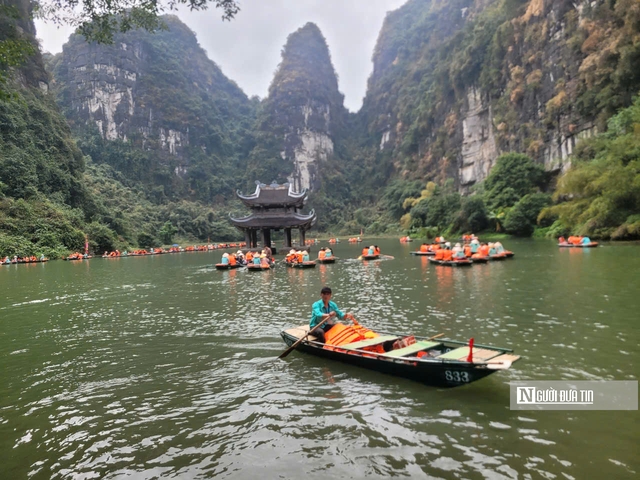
[279, 317, 329, 359]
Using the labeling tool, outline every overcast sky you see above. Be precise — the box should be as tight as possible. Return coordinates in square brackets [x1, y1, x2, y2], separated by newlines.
[34, 0, 408, 112]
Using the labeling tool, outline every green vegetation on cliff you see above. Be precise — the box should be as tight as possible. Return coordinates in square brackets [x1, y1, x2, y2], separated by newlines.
[541, 95, 640, 240]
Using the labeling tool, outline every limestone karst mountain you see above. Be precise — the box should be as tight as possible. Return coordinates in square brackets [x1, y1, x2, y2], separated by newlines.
[245, 22, 349, 194]
[50, 15, 257, 203]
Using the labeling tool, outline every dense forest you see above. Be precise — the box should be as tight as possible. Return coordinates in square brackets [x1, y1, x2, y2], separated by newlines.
[1, 0, 639, 258]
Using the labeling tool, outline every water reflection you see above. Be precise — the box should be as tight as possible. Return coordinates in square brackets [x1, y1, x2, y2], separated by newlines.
[0, 239, 638, 479]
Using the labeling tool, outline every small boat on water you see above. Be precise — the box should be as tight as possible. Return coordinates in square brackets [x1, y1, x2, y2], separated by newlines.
[64, 256, 92, 261]
[285, 261, 317, 269]
[215, 263, 244, 270]
[558, 242, 598, 248]
[428, 257, 472, 267]
[470, 256, 489, 263]
[361, 254, 380, 260]
[410, 251, 435, 256]
[280, 324, 519, 388]
[247, 263, 273, 271]
[317, 257, 336, 264]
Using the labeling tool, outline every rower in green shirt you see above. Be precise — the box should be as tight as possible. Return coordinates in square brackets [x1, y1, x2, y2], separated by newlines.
[310, 286, 354, 343]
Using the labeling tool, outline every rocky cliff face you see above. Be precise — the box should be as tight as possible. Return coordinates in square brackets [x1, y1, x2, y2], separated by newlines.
[362, 0, 638, 192]
[52, 16, 255, 172]
[248, 23, 347, 192]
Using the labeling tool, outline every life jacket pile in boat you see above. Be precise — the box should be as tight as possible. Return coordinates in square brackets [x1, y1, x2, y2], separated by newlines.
[317, 247, 334, 260]
[362, 246, 381, 257]
[285, 249, 311, 264]
[558, 236, 595, 246]
[1, 255, 48, 264]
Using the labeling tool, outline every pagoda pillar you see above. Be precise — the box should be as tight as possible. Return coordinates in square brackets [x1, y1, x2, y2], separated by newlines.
[299, 228, 306, 248]
[262, 228, 272, 250]
[244, 230, 251, 247]
[284, 228, 292, 248]
[250, 230, 258, 248]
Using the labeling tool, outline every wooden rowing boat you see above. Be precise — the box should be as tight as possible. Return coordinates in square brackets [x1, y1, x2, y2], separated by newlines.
[558, 242, 599, 248]
[247, 263, 273, 271]
[428, 257, 472, 267]
[285, 261, 317, 269]
[280, 325, 519, 388]
[215, 263, 244, 270]
[361, 254, 380, 260]
[470, 256, 489, 263]
[317, 257, 336, 264]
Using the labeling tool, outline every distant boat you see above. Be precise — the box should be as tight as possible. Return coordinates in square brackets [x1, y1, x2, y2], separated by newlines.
[215, 263, 244, 270]
[285, 261, 316, 269]
[428, 258, 472, 267]
[558, 242, 598, 248]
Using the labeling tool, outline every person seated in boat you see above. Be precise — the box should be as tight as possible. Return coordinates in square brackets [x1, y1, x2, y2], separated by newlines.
[235, 250, 245, 265]
[434, 248, 445, 260]
[470, 238, 480, 254]
[302, 250, 310, 262]
[571, 236, 583, 245]
[264, 245, 272, 260]
[452, 243, 465, 259]
[325, 247, 333, 258]
[221, 252, 230, 265]
[229, 254, 237, 266]
[558, 236, 566, 244]
[259, 254, 270, 267]
[310, 286, 355, 344]
[494, 242, 505, 254]
[362, 247, 369, 256]
[252, 254, 262, 265]
[357, 236, 361, 242]
[488, 243, 497, 256]
[367, 245, 375, 256]
[419, 243, 429, 253]
[374, 245, 381, 255]
[246, 251, 254, 263]
[463, 244, 472, 257]
[581, 236, 592, 245]
[318, 247, 326, 260]
[478, 243, 490, 257]
[442, 246, 453, 261]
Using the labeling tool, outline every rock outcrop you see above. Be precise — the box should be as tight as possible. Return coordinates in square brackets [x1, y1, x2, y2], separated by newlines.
[52, 16, 255, 171]
[248, 23, 347, 192]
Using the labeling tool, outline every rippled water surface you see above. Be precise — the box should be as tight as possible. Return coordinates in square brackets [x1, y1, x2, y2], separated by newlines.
[1, 239, 638, 479]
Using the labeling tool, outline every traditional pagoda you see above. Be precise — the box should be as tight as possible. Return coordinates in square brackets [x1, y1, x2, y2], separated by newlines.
[229, 181, 316, 253]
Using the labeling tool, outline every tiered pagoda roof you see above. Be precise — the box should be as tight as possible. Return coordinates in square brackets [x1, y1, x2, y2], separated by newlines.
[229, 181, 316, 230]
[236, 181, 308, 208]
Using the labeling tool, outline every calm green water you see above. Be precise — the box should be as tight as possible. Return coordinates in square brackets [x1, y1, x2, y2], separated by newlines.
[1, 239, 638, 479]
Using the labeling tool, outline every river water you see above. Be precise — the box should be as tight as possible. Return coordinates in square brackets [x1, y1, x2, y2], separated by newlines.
[0, 238, 638, 479]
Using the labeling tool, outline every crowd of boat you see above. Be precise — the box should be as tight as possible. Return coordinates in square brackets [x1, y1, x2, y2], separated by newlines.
[1, 233, 599, 268]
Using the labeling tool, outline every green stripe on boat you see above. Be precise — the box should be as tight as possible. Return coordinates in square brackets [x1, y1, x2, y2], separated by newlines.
[382, 341, 441, 358]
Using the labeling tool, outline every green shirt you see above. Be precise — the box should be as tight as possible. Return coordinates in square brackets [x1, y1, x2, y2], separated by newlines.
[310, 299, 345, 328]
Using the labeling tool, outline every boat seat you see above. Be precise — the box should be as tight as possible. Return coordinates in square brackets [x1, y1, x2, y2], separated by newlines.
[338, 335, 399, 350]
[436, 347, 503, 362]
[381, 341, 441, 358]
[485, 354, 521, 364]
[285, 326, 317, 342]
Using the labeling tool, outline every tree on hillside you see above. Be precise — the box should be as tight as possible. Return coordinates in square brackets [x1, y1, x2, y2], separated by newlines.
[35, 0, 241, 43]
[483, 153, 546, 211]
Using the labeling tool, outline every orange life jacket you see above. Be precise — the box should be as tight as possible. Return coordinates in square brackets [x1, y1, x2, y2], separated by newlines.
[443, 250, 453, 261]
[362, 248, 368, 256]
[435, 250, 444, 260]
[318, 250, 326, 259]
